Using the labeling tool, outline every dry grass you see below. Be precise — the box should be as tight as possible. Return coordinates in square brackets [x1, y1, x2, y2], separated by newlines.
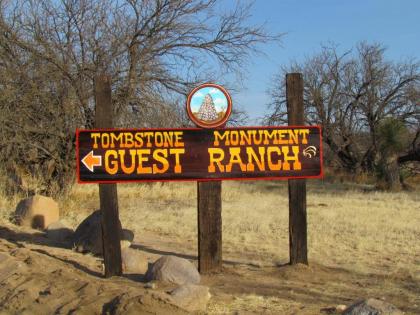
[49, 180, 420, 274]
[1, 179, 419, 275]
[207, 294, 302, 314]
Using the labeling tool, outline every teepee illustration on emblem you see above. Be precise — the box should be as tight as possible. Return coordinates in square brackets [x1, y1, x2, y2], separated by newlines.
[197, 94, 218, 121]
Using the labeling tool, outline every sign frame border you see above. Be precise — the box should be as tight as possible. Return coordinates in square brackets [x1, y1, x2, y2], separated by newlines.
[186, 83, 233, 129]
[76, 125, 324, 184]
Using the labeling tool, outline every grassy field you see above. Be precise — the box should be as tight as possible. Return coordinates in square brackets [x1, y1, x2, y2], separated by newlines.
[2, 178, 419, 274]
[52, 180, 420, 273]
[0, 179, 419, 313]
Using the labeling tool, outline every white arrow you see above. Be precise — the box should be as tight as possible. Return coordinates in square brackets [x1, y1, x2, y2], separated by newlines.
[81, 151, 102, 172]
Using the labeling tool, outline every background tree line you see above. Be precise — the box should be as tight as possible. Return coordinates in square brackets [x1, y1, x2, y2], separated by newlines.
[267, 42, 420, 190]
[0, 0, 276, 196]
[0, 0, 418, 196]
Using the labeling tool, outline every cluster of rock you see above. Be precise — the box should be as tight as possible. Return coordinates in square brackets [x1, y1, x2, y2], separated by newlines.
[197, 93, 218, 121]
[12, 194, 211, 312]
[13, 195, 133, 251]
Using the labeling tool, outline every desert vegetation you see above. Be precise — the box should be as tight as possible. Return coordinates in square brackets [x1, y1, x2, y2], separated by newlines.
[0, 0, 272, 196]
[266, 42, 419, 190]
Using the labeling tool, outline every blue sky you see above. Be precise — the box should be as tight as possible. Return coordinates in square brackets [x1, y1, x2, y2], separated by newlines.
[223, 0, 420, 123]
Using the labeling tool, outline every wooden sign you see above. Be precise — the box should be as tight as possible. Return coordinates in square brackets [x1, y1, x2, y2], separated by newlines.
[76, 126, 322, 183]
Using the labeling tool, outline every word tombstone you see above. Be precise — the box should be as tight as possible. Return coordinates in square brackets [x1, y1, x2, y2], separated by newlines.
[77, 126, 322, 183]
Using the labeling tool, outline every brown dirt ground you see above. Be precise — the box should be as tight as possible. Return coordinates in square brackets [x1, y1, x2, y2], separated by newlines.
[0, 222, 419, 315]
[0, 223, 188, 315]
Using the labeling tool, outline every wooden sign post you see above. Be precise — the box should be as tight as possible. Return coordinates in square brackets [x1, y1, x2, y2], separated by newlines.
[94, 75, 122, 277]
[286, 73, 308, 265]
[198, 181, 222, 273]
[187, 84, 229, 274]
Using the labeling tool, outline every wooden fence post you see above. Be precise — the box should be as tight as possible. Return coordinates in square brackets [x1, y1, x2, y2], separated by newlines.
[286, 73, 308, 265]
[95, 74, 122, 277]
[198, 180, 222, 273]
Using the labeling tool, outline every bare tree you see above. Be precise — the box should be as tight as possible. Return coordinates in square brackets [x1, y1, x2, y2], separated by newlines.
[266, 42, 419, 188]
[0, 0, 280, 195]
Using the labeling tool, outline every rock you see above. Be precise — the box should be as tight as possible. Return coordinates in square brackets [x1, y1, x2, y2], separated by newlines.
[72, 210, 134, 255]
[170, 284, 211, 312]
[73, 210, 112, 255]
[336, 304, 347, 313]
[343, 298, 403, 315]
[121, 248, 148, 274]
[14, 195, 59, 229]
[145, 255, 200, 285]
[46, 221, 74, 243]
[102, 291, 186, 315]
[144, 282, 157, 289]
[122, 229, 134, 242]
[120, 229, 134, 249]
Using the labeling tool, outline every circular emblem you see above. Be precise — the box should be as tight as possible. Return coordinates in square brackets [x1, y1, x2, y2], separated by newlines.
[186, 83, 232, 128]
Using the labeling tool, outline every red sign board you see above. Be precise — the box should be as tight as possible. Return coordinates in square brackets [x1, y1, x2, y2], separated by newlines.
[76, 126, 323, 183]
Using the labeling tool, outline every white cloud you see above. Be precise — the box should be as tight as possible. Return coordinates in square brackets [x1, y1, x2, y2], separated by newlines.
[214, 97, 227, 111]
[209, 88, 219, 94]
[193, 91, 204, 97]
[214, 97, 226, 106]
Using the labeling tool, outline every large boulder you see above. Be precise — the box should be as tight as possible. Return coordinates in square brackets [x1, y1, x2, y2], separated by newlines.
[46, 221, 74, 244]
[145, 255, 200, 285]
[73, 210, 134, 256]
[170, 284, 211, 312]
[343, 298, 403, 315]
[14, 195, 59, 229]
[121, 248, 148, 274]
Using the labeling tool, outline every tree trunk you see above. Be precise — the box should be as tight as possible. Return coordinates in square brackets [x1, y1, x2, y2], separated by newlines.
[378, 155, 402, 191]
